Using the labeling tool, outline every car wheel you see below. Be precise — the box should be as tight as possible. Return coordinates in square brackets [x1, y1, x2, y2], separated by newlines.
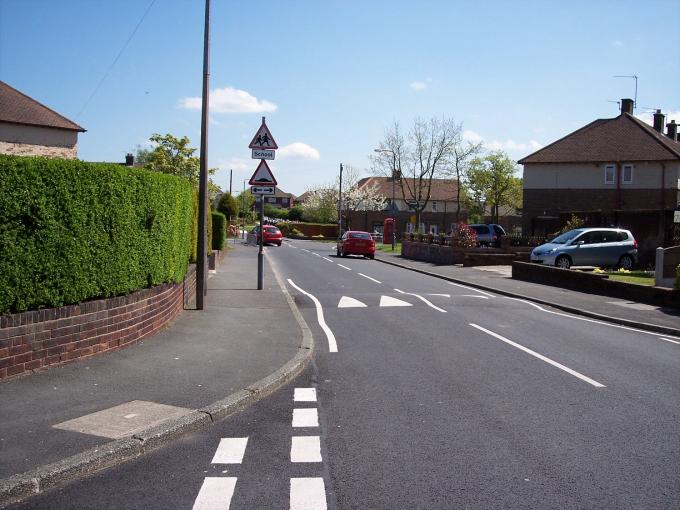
[336, 248, 341, 257]
[277, 242, 282, 246]
[618, 254, 634, 270]
[369, 254, 375, 260]
[555, 255, 571, 269]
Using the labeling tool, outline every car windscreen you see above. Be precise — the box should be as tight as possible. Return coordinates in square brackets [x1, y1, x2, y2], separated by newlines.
[492, 225, 505, 236]
[349, 233, 372, 239]
[550, 229, 584, 244]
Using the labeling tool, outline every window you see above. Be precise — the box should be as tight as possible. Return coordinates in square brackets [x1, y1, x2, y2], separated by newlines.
[282, 197, 289, 205]
[431, 201, 438, 212]
[267, 197, 276, 202]
[604, 164, 616, 184]
[622, 164, 633, 184]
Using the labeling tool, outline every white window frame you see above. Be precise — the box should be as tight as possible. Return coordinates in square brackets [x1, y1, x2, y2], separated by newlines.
[604, 164, 616, 185]
[622, 164, 633, 184]
[431, 201, 438, 212]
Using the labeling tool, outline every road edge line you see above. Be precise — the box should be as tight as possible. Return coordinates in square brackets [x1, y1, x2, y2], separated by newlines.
[375, 256, 680, 337]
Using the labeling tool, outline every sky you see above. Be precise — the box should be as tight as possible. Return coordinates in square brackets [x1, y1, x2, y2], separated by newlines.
[1, 0, 678, 196]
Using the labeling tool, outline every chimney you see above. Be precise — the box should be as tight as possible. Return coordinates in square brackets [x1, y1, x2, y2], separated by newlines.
[125, 153, 134, 166]
[667, 120, 678, 142]
[620, 98, 634, 115]
[653, 110, 665, 132]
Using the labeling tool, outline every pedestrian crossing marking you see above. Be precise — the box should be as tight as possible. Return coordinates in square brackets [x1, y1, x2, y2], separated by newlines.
[211, 437, 248, 464]
[379, 295, 413, 307]
[338, 296, 367, 308]
[193, 477, 237, 510]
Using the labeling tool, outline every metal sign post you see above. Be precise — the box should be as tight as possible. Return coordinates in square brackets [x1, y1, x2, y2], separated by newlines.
[257, 196, 264, 290]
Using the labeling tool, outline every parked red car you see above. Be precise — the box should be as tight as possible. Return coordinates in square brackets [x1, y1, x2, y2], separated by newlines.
[337, 231, 375, 259]
[250, 225, 283, 246]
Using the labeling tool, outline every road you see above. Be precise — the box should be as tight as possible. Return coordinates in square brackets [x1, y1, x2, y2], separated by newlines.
[17, 239, 680, 509]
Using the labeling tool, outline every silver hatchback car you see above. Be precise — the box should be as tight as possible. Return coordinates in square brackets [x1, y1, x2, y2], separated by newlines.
[530, 228, 638, 269]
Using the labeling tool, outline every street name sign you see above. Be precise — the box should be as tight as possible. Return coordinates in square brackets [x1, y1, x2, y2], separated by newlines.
[248, 159, 278, 186]
[248, 117, 278, 150]
[251, 186, 275, 195]
[252, 149, 275, 160]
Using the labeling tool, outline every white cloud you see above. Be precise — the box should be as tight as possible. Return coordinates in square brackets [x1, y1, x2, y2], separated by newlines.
[463, 130, 542, 153]
[611, 40, 624, 48]
[278, 142, 320, 160]
[216, 157, 251, 173]
[178, 86, 277, 113]
[410, 81, 428, 91]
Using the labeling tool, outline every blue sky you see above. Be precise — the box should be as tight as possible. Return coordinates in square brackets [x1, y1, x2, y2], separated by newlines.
[1, 0, 678, 195]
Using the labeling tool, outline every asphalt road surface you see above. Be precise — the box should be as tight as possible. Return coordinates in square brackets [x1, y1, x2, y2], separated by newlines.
[17, 240, 680, 509]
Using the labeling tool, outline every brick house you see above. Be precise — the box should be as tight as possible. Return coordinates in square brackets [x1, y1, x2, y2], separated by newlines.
[519, 98, 680, 264]
[346, 177, 464, 235]
[0, 80, 85, 159]
[256, 187, 296, 209]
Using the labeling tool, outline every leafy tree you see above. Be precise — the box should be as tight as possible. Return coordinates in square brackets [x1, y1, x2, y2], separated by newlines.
[338, 165, 387, 224]
[301, 186, 338, 223]
[447, 139, 483, 222]
[216, 192, 239, 220]
[264, 204, 289, 219]
[372, 117, 461, 231]
[465, 152, 522, 223]
[235, 189, 256, 219]
[288, 205, 304, 221]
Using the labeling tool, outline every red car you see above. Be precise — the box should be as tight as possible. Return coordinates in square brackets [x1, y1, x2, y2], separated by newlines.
[251, 225, 283, 246]
[337, 231, 375, 259]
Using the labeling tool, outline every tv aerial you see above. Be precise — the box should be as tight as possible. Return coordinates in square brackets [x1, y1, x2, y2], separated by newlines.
[613, 75, 638, 109]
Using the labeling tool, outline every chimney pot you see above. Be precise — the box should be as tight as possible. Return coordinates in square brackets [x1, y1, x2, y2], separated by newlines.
[125, 153, 134, 166]
[620, 98, 634, 115]
[667, 120, 678, 142]
[653, 110, 665, 133]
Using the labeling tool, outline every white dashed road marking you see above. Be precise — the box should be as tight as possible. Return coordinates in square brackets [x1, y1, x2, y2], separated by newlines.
[469, 323, 606, 388]
[322, 257, 334, 263]
[293, 408, 319, 428]
[290, 478, 328, 510]
[357, 273, 381, 284]
[337, 264, 351, 271]
[211, 437, 248, 464]
[379, 295, 412, 307]
[287, 279, 338, 353]
[193, 477, 237, 510]
[394, 288, 446, 313]
[338, 296, 368, 308]
[291, 436, 323, 462]
[294, 388, 317, 402]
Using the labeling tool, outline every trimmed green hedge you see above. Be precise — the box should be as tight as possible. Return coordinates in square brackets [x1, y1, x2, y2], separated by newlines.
[211, 211, 226, 251]
[0, 155, 193, 314]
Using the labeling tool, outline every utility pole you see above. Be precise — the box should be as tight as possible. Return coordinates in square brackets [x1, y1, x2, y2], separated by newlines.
[229, 169, 232, 195]
[196, 0, 210, 310]
[338, 163, 343, 240]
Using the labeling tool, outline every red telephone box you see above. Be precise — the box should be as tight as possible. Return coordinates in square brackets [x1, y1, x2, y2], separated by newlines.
[383, 218, 395, 245]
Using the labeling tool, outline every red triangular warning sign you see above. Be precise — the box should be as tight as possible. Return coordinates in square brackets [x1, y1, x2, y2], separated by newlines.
[248, 117, 278, 150]
[248, 159, 277, 186]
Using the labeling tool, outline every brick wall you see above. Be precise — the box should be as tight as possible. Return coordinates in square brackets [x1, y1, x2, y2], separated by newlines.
[0, 266, 196, 380]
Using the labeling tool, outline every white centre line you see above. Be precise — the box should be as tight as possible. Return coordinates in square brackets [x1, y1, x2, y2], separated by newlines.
[293, 408, 319, 428]
[659, 337, 680, 345]
[301, 249, 310, 253]
[193, 477, 237, 510]
[394, 288, 446, 313]
[291, 436, 322, 462]
[211, 437, 249, 464]
[357, 273, 381, 284]
[294, 388, 317, 402]
[447, 281, 495, 298]
[337, 264, 351, 271]
[312, 253, 321, 257]
[287, 279, 338, 352]
[290, 478, 328, 510]
[322, 257, 334, 263]
[469, 323, 606, 388]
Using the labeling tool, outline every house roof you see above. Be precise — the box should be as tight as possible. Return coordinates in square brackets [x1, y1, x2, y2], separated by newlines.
[518, 113, 680, 164]
[273, 187, 295, 199]
[0, 80, 85, 132]
[357, 176, 460, 201]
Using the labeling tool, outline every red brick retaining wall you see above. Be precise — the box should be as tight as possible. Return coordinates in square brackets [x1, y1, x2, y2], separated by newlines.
[0, 266, 196, 380]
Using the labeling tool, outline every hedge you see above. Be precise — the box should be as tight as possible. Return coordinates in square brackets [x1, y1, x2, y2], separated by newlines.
[0, 155, 194, 314]
[211, 211, 226, 251]
[190, 189, 213, 263]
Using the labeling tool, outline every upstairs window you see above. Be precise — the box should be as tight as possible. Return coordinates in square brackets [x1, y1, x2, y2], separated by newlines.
[622, 164, 634, 184]
[604, 164, 616, 184]
[431, 201, 438, 212]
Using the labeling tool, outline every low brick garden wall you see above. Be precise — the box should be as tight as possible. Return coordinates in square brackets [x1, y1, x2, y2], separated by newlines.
[401, 240, 531, 266]
[0, 266, 196, 380]
[512, 261, 680, 308]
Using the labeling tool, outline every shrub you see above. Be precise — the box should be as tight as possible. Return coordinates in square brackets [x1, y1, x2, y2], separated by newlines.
[216, 192, 238, 219]
[0, 155, 193, 314]
[288, 205, 303, 221]
[449, 222, 477, 248]
[190, 190, 213, 262]
[211, 211, 226, 250]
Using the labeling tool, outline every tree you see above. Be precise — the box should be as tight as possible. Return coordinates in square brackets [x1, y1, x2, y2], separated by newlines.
[300, 186, 338, 223]
[235, 189, 256, 220]
[216, 192, 238, 220]
[464, 152, 523, 224]
[447, 139, 483, 222]
[288, 205, 304, 221]
[372, 117, 461, 231]
[337, 165, 387, 229]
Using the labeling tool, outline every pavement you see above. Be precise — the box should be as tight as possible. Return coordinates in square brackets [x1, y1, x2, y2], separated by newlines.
[0, 243, 313, 507]
[2, 240, 679, 506]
